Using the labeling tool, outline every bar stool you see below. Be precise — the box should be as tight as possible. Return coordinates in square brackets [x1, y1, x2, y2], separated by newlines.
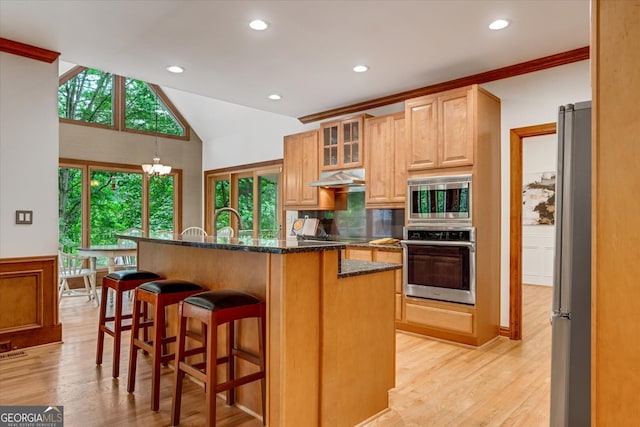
[127, 279, 204, 411]
[96, 269, 161, 378]
[171, 290, 266, 426]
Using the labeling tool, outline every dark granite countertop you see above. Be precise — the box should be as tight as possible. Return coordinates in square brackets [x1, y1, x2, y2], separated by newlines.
[119, 234, 347, 254]
[339, 259, 401, 278]
[119, 234, 401, 278]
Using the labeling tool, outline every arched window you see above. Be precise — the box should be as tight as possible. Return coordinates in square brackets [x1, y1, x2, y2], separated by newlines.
[124, 78, 184, 136]
[58, 67, 114, 126]
[58, 66, 189, 139]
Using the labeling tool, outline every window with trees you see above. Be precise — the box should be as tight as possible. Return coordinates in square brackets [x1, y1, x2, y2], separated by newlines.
[58, 68, 114, 126]
[59, 161, 180, 260]
[58, 66, 185, 261]
[58, 66, 189, 139]
[124, 77, 184, 136]
[206, 162, 282, 239]
[58, 167, 83, 252]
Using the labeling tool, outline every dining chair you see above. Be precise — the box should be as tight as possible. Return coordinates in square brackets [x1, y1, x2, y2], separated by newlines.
[116, 228, 142, 270]
[216, 226, 234, 238]
[181, 226, 208, 237]
[58, 250, 98, 306]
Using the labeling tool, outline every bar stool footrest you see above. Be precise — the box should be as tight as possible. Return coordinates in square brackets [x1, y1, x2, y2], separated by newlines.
[216, 372, 266, 394]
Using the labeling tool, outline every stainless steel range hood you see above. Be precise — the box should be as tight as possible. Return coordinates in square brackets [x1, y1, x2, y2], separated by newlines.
[309, 168, 365, 190]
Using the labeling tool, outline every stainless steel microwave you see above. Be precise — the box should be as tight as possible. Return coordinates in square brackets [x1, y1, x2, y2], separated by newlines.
[407, 175, 472, 224]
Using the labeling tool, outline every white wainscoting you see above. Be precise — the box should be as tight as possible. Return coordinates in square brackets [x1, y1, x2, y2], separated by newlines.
[522, 225, 555, 286]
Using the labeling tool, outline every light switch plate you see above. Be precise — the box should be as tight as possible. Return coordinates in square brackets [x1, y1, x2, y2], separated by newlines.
[15, 210, 33, 224]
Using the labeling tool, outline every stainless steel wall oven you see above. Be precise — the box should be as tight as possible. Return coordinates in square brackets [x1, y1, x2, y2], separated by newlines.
[401, 226, 476, 305]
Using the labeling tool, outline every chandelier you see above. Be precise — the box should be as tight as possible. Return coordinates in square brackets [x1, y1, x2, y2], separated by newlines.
[141, 89, 172, 177]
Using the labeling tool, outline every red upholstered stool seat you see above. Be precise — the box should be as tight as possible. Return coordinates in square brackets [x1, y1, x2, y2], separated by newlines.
[96, 269, 161, 378]
[171, 290, 266, 426]
[127, 279, 204, 411]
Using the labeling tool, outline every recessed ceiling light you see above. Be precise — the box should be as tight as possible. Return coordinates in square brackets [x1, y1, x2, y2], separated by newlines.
[166, 65, 184, 73]
[268, 94, 282, 100]
[249, 19, 269, 31]
[353, 65, 369, 73]
[489, 19, 510, 30]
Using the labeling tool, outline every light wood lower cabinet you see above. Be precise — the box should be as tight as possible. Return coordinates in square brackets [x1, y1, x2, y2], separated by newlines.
[345, 247, 373, 262]
[405, 300, 474, 334]
[398, 295, 498, 346]
[346, 245, 498, 346]
[345, 247, 403, 321]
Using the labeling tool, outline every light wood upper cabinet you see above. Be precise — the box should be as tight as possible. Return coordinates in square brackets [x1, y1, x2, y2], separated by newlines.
[405, 86, 474, 171]
[283, 130, 319, 208]
[283, 130, 344, 210]
[365, 112, 407, 208]
[319, 114, 369, 171]
[405, 96, 438, 170]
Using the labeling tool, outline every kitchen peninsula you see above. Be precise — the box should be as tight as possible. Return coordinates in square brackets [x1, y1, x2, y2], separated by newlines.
[122, 234, 400, 426]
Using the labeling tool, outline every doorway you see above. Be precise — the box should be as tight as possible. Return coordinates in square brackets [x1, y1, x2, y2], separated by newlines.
[509, 123, 556, 340]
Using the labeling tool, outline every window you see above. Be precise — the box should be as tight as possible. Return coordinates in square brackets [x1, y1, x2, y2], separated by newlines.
[213, 178, 231, 228]
[124, 78, 184, 136]
[58, 67, 185, 261]
[205, 161, 282, 239]
[58, 161, 180, 263]
[58, 67, 114, 126]
[258, 173, 279, 238]
[58, 167, 84, 252]
[89, 170, 143, 245]
[149, 174, 176, 233]
[237, 175, 254, 238]
[59, 66, 189, 140]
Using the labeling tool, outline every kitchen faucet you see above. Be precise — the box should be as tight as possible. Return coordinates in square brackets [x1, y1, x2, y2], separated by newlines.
[212, 207, 243, 239]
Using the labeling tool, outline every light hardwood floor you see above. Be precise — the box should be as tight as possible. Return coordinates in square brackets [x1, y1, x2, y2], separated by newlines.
[366, 284, 552, 426]
[0, 285, 551, 426]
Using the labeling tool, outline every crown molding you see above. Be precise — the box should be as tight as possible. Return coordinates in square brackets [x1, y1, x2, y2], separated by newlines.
[298, 46, 590, 124]
[0, 38, 60, 63]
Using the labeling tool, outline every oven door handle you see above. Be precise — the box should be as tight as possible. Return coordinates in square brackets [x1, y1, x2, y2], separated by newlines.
[401, 240, 476, 249]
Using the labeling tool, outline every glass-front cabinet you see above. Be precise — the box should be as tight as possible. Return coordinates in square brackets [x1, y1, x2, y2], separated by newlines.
[319, 114, 369, 170]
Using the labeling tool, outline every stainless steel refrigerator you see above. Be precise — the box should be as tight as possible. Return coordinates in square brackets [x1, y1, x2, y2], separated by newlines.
[550, 101, 591, 426]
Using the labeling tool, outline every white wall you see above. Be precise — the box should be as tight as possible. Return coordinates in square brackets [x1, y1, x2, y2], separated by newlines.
[522, 134, 556, 286]
[483, 59, 591, 326]
[0, 52, 59, 258]
[163, 88, 316, 171]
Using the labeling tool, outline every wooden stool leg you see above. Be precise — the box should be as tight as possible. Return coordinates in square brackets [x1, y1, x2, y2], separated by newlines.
[112, 288, 124, 378]
[227, 320, 236, 406]
[96, 284, 109, 366]
[127, 293, 142, 393]
[142, 301, 149, 348]
[151, 296, 164, 411]
[258, 313, 266, 425]
[205, 316, 218, 427]
[171, 305, 188, 427]
[161, 308, 169, 363]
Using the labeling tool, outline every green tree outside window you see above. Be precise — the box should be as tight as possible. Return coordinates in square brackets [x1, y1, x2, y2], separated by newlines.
[58, 68, 114, 125]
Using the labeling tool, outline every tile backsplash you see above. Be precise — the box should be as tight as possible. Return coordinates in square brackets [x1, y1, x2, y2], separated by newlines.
[298, 192, 405, 240]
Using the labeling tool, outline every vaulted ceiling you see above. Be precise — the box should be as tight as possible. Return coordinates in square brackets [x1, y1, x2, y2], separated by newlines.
[1, 0, 590, 128]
